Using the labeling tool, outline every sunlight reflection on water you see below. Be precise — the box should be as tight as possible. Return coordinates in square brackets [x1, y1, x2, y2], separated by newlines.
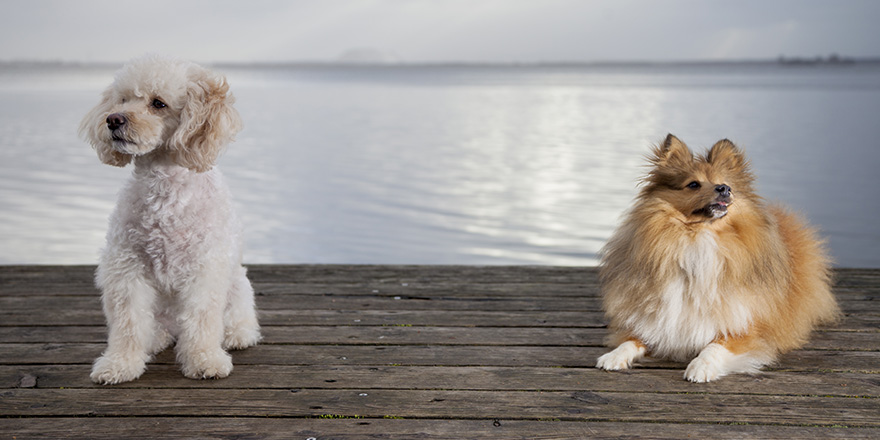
[1, 63, 879, 266]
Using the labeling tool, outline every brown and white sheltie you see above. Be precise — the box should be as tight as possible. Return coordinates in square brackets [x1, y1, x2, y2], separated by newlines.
[596, 134, 839, 382]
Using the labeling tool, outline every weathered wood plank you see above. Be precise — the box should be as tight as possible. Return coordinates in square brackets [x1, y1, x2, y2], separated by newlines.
[0, 307, 609, 328]
[3, 282, 875, 297]
[2, 418, 877, 440]
[0, 282, 605, 298]
[2, 294, 877, 317]
[2, 343, 877, 373]
[246, 265, 603, 285]
[2, 307, 877, 330]
[0, 325, 872, 353]
[1, 265, 877, 438]
[252, 283, 604, 298]
[3, 264, 870, 286]
[0, 292, 606, 310]
[4, 365, 877, 397]
[2, 389, 878, 426]
[2, 311, 874, 332]
[3, 282, 875, 298]
[1, 264, 873, 283]
[0, 294, 604, 313]
[2, 264, 876, 297]
[833, 269, 880, 287]
[0, 264, 599, 288]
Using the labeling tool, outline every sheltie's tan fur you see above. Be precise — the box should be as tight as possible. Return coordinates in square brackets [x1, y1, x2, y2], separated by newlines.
[596, 134, 839, 382]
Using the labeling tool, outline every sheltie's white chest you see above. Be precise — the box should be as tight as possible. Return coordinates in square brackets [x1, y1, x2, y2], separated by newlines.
[627, 230, 750, 360]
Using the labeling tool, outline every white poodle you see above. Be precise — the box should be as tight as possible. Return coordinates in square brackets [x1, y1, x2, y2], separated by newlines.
[80, 55, 261, 384]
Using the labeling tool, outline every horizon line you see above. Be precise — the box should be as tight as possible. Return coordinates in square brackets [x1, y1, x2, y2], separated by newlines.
[2, 55, 879, 67]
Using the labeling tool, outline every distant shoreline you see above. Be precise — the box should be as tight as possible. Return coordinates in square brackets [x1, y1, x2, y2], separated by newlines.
[2, 57, 880, 69]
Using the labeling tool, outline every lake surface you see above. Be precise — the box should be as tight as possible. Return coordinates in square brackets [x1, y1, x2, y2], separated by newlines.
[1, 61, 879, 266]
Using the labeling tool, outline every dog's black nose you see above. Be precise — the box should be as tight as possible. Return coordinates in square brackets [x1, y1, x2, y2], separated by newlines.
[107, 113, 127, 130]
[715, 184, 731, 196]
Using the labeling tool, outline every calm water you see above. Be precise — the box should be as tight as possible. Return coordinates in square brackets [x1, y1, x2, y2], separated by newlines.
[1, 62, 879, 266]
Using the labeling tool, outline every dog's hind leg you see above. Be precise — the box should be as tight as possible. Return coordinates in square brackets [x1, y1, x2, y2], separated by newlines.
[150, 307, 176, 355]
[175, 264, 234, 379]
[91, 263, 159, 385]
[222, 265, 262, 350]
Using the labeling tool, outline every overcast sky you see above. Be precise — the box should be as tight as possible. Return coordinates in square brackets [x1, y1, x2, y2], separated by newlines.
[2, 0, 878, 63]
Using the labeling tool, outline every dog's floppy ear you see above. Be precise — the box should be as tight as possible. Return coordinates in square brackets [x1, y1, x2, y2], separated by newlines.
[79, 87, 132, 167]
[168, 70, 243, 172]
[707, 139, 748, 171]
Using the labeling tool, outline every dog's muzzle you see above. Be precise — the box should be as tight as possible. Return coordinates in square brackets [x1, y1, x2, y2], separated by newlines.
[107, 113, 133, 146]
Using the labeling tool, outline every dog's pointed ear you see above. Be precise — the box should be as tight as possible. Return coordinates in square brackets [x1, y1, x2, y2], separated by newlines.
[707, 139, 748, 171]
[79, 87, 132, 167]
[651, 133, 693, 167]
[168, 70, 243, 172]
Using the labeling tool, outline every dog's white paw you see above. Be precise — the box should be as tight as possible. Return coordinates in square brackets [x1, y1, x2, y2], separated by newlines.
[223, 325, 261, 351]
[596, 351, 630, 371]
[685, 343, 731, 383]
[90, 354, 147, 385]
[180, 349, 233, 380]
[596, 340, 646, 371]
[685, 357, 722, 383]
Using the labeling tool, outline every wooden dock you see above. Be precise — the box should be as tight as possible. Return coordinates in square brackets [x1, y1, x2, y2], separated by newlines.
[1, 265, 878, 439]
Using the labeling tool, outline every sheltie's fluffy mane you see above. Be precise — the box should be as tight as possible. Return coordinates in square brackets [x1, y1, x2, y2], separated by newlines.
[597, 134, 839, 382]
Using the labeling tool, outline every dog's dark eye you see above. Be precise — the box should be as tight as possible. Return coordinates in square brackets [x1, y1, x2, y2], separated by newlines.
[686, 181, 701, 189]
[152, 99, 167, 109]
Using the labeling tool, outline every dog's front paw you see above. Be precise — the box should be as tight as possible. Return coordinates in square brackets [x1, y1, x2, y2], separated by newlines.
[180, 349, 233, 380]
[90, 354, 147, 385]
[685, 357, 721, 383]
[596, 340, 646, 371]
[685, 343, 732, 383]
[596, 351, 630, 371]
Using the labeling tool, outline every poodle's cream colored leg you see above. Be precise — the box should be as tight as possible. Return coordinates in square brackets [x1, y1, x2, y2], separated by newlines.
[223, 266, 261, 350]
[91, 265, 158, 385]
[175, 266, 233, 379]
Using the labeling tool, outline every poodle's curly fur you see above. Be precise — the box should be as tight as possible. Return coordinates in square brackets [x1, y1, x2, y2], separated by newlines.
[80, 55, 260, 384]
